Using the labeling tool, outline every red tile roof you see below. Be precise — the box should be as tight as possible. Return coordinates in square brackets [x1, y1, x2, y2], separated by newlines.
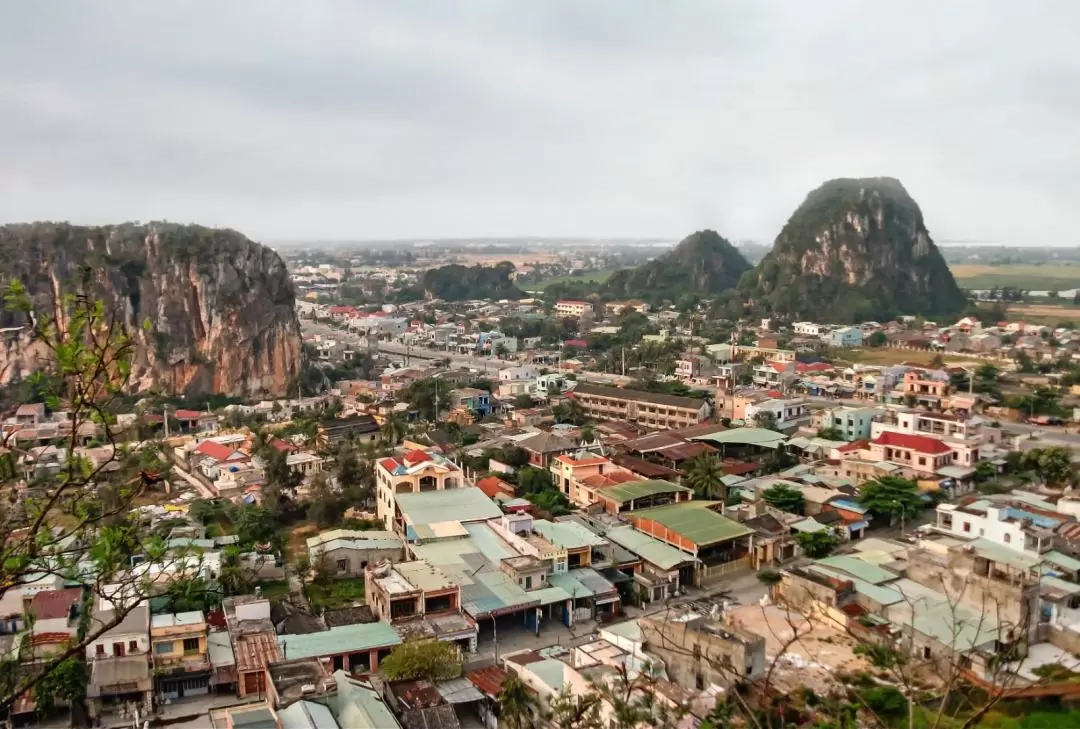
[564, 339, 588, 348]
[836, 440, 869, 453]
[767, 362, 790, 373]
[30, 588, 82, 621]
[269, 437, 299, 453]
[403, 449, 433, 465]
[582, 471, 640, 488]
[476, 476, 516, 499]
[378, 457, 401, 473]
[554, 454, 609, 467]
[174, 409, 208, 420]
[871, 431, 952, 455]
[193, 440, 243, 463]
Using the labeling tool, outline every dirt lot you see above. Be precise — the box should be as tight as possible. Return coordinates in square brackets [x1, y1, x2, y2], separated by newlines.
[727, 604, 868, 694]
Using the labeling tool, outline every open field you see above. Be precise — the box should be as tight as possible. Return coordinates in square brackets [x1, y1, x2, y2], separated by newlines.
[456, 253, 562, 266]
[834, 348, 947, 366]
[994, 302, 1080, 324]
[533, 269, 618, 287]
[949, 263, 1080, 291]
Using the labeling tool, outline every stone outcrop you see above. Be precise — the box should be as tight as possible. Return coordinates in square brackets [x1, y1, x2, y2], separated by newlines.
[0, 222, 300, 396]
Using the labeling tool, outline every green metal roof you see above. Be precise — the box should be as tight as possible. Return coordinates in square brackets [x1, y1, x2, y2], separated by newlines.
[1045, 551, 1080, 573]
[277, 621, 402, 660]
[528, 585, 574, 606]
[331, 671, 402, 729]
[604, 526, 695, 570]
[811, 556, 899, 586]
[968, 538, 1041, 570]
[791, 518, 831, 534]
[395, 487, 502, 526]
[630, 501, 753, 546]
[690, 427, 787, 449]
[532, 519, 608, 549]
[597, 479, 692, 504]
[548, 570, 594, 598]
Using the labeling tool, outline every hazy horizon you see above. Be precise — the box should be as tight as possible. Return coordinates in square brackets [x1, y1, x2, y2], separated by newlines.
[2, 2, 1078, 246]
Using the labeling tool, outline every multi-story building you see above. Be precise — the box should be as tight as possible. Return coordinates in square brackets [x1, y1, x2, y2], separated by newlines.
[449, 387, 492, 417]
[375, 449, 464, 529]
[555, 300, 590, 319]
[569, 383, 710, 430]
[86, 602, 152, 721]
[827, 326, 863, 348]
[365, 560, 477, 653]
[752, 361, 796, 390]
[744, 398, 809, 430]
[151, 611, 212, 700]
[641, 612, 766, 689]
[605, 300, 649, 316]
[813, 405, 882, 441]
[871, 408, 985, 467]
[866, 432, 954, 479]
[792, 322, 824, 336]
[932, 497, 1059, 554]
[899, 369, 950, 405]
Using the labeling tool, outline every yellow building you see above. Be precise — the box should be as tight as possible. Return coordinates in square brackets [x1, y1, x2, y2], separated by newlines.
[151, 611, 212, 699]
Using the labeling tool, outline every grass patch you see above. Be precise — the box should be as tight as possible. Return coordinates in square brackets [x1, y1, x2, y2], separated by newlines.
[307, 577, 366, 612]
[256, 580, 291, 602]
[950, 263, 1080, 291]
[286, 522, 321, 562]
[832, 348, 950, 366]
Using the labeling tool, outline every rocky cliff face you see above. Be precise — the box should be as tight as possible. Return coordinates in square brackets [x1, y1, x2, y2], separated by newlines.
[0, 222, 301, 396]
[605, 229, 751, 301]
[749, 177, 966, 322]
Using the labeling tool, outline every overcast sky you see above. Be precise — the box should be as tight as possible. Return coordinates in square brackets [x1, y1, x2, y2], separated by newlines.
[1, 1, 1077, 245]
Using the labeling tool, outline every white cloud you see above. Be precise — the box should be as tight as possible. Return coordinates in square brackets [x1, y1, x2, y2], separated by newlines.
[0, 0, 1078, 245]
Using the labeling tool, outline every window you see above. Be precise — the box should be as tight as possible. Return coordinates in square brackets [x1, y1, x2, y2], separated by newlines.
[183, 637, 200, 654]
[96, 644, 105, 656]
[113, 642, 125, 657]
[129, 640, 138, 653]
[918, 457, 926, 466]
[963, 522, 971, 533]
[1004, 533, 1012, 544]
[155, 642, 173, 655]
[337, 559, 349, 572]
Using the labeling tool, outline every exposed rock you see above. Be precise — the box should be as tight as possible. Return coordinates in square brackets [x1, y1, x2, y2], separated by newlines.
[749, 177, 966, 322]
[605, 229, 751, 301]
[0, 222, 300, 396]
[419, 262, 523, 301]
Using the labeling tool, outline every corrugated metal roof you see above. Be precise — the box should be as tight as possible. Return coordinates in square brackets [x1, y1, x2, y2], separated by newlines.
[629, 501, 753, 546]
[811, 556, 899, 586]
[396, 487, 502, 526]
[532, 519, 608, 549]
[596, 479, 692, 504]
[277, 622, 402, 660]
[604, 526, 693, 570]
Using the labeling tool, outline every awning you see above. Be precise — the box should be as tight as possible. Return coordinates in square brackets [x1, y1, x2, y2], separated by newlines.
[847, 520, 870, 532]
[594, 595, 621, 606]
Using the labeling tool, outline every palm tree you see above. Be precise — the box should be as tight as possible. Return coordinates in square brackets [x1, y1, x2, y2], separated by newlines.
[497, 675, 540, 729]
[684, 453, 726, 500]
[381, 413, 406, 446]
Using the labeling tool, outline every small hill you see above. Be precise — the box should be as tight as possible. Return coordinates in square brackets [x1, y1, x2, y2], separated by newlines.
[605, 230, 751, 301]
[747, 177, 967, 323]
[420, 262, 523, 301]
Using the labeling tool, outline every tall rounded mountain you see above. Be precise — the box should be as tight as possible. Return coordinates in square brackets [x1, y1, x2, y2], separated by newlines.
[605, 230, 751, 300]
[748, 177, 966, 322]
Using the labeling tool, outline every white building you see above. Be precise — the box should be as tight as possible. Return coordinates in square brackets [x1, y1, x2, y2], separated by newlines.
[792, 322, 824, 337]
[933, 502, 1054, 554]
[555, 300, 590, 318]
[744, 398, 809, 430]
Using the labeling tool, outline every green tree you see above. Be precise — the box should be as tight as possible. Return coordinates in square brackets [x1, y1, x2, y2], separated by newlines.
[974, 460, 998, 482]
[514, 393, 536, 409]
[867, 330, 887, 347]
[795, 529, 840, 559]
[380, 412, 406, 446]
[859, 475, 922, 523]
[1021, 446, 1075, 487]
[684, 453, 726, 500]
[817, 426, 844, 441]
[497, 675, 541, 729]
[0, 278, 196, 713]
[306, 471, 345, 528]
[762, 484, 806, 514]
[34, 656, 89, 725]
[380, 639, 463, 682]
[753, 410, 779, 431]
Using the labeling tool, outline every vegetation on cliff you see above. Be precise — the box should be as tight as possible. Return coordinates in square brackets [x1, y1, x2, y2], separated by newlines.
[605, 230, 751, 303]
[746, 177, 967, 323]
[0, 221, 301, 396]
[419, 261, 524, 301]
